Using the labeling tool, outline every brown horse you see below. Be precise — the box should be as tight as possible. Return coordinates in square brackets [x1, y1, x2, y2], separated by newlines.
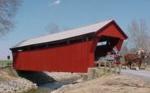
[124, 52, 145, 70]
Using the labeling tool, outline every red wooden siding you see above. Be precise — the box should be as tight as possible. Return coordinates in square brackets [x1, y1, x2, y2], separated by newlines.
[12, 21, 127, 73]
[13, 40, 94, 73]
[116, 39, 123, 50]
[97, 23, 126, 40]
[96, 23, 125, 50]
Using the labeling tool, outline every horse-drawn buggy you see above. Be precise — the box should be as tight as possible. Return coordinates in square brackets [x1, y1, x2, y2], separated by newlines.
[96, 48, 149, 71]
[124, 50, 149, 70]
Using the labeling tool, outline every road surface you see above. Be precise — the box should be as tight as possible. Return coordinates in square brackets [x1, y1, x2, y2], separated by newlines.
[121, 69, 150, 82]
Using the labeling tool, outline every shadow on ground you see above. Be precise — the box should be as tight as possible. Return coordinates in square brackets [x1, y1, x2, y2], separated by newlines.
[17, 71, 56, 86]
[17, 71, 79, 93]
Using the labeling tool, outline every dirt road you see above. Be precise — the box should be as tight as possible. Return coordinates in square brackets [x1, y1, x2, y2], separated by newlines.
[121, 69, 150, 82]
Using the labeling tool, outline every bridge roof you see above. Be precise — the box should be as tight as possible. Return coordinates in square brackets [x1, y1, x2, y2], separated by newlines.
[12, 19, 127, 49]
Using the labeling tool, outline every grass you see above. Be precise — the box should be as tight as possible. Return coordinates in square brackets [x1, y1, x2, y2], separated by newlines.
[2, 67, 19, 77]
[26, 88, 51, 93]
[0, 60, 18, 80]
[0, 60, 12, 68]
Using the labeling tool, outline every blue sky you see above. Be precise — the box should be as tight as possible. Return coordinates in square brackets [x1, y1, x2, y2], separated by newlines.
[0, 0, 150, 59]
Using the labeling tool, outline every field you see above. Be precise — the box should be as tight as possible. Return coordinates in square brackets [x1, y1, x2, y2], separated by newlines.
[0, 60, 12, 68]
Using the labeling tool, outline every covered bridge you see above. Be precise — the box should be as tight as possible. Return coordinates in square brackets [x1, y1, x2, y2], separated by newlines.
[10, 20, 127, 73]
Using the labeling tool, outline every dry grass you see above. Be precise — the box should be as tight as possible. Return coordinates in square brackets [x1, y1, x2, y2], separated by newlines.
[0, 65, 18, 81]
[52, 74, 150, 93]
[145, 65, 150, 71]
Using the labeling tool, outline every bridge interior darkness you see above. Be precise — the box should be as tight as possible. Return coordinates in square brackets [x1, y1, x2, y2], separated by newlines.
[95, 36, 120, 61]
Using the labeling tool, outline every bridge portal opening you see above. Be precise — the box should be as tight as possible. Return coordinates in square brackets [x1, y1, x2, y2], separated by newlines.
[95, 36, 120, 61]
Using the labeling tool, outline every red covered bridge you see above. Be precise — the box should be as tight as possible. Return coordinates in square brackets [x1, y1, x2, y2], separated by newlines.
[10, 20, 127, 73]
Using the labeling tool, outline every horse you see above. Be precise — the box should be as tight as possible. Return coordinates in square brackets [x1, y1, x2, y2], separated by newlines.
[124, 52, 145, 70]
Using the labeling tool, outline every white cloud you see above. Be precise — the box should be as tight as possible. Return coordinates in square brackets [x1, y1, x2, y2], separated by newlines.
[49, 0, 61, 6]
[54, 0, 61, 5]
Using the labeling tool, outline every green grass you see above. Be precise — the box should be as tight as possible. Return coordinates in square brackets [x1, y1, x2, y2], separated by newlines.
[0, 60, 12, 68]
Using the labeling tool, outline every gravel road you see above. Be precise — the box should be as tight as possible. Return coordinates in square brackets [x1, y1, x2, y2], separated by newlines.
[121, 69, 150, 82]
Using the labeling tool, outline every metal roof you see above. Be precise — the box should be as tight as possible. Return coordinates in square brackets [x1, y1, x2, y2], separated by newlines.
[13, 19, 114, 48]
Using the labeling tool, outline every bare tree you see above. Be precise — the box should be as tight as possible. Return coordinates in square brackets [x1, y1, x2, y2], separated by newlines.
[0, 0, 20, 36]
[120, 41, 129, 55]
[128, 20, 150, 51]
